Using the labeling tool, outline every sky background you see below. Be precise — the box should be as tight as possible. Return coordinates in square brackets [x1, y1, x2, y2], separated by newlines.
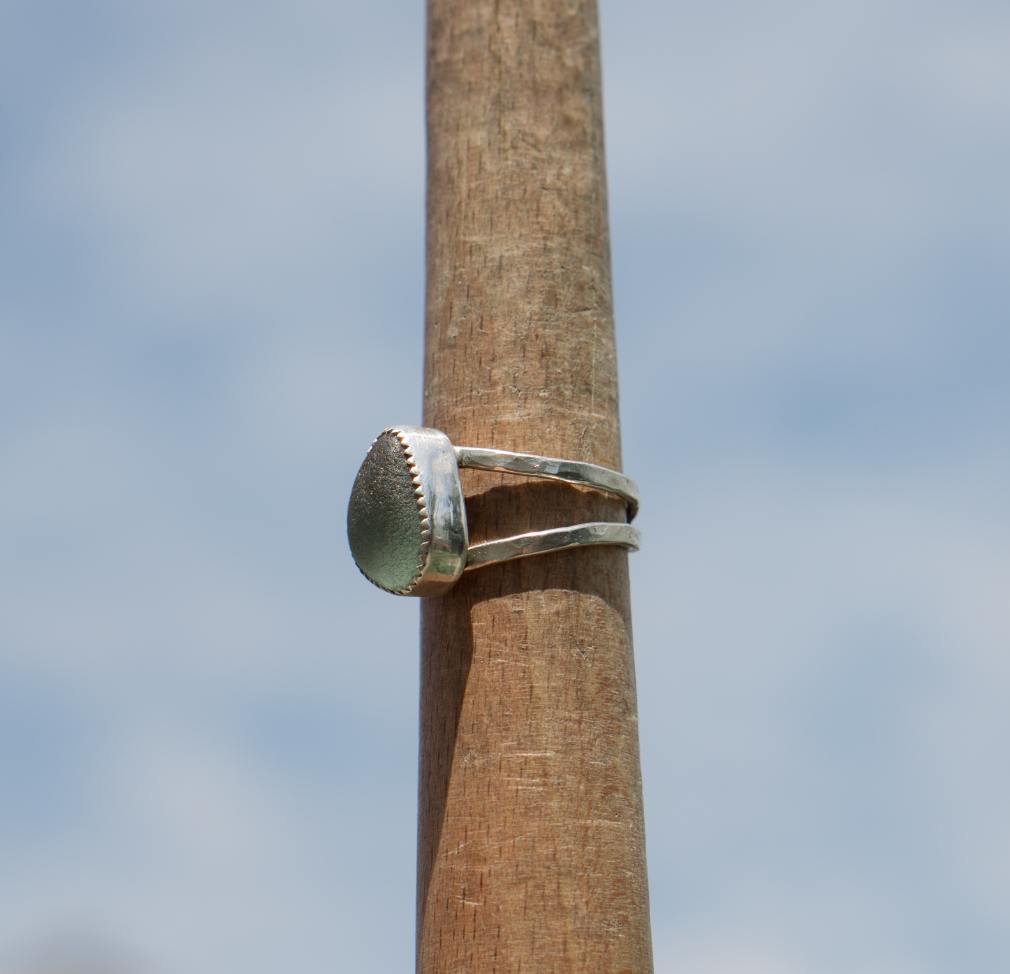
[1, 0, 1008, 972]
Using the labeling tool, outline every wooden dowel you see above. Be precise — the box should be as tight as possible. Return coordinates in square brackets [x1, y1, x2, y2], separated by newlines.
[418, 1, 653, 970]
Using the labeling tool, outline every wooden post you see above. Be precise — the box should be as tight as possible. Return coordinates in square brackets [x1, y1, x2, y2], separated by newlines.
[419, 1, 653, 971]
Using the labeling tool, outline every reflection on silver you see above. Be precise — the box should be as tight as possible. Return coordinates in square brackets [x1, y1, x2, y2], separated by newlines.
[466, 522, 641, 570]
[455, 446, 639, 522]
[395, 427, 469, 597]
[347, 426, 641, 597]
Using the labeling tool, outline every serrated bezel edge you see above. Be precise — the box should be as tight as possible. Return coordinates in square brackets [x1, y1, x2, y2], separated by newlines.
[388, 427, 430, 595]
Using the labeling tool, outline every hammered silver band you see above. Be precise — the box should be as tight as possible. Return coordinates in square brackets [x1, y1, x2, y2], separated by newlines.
[466, 522, 641, 571]
[347, 426, 640, 597]
[454, 447, 639, 521]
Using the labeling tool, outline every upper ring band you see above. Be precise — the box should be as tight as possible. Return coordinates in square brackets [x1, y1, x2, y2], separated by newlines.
[454, 446, 639, 522]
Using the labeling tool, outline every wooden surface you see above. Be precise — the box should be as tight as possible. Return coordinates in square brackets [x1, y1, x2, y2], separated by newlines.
[419, 1, 653, 971]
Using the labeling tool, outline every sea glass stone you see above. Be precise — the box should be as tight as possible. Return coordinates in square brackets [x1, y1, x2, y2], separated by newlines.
[347, 431, 424, 592]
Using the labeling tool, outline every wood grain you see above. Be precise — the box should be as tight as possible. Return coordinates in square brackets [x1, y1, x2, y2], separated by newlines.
[419, 1, 653, 970]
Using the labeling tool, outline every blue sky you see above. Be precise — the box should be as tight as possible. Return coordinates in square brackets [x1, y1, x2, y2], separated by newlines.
[1, 1, 1008, 972]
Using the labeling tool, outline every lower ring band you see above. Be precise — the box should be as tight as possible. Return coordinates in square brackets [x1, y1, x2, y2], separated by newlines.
[465, 522, 641, 571]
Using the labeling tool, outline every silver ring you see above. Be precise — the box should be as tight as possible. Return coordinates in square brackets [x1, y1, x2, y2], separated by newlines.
[347, 426, 641, 597]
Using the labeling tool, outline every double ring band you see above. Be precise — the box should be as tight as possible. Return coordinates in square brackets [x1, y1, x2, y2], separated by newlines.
[347, 426, 640, 597]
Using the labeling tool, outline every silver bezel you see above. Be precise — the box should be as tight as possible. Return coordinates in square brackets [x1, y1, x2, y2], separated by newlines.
[391, 426, 469, 596]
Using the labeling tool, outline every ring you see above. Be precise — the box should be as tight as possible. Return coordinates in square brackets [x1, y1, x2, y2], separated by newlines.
[346, 426, 641, 596]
